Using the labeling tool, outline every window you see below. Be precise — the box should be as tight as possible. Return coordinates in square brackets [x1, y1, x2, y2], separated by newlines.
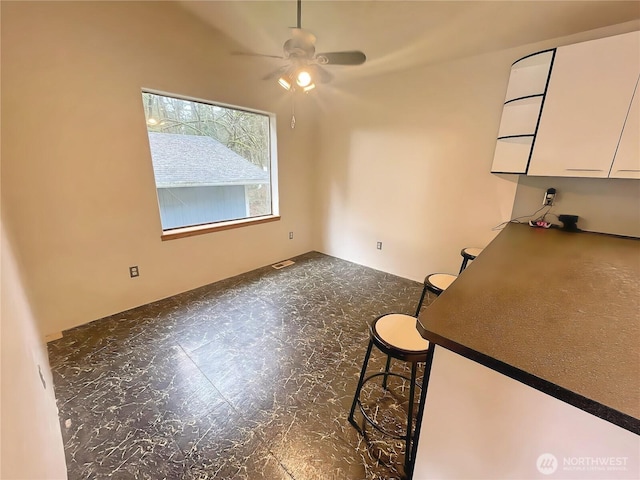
[141, 90, 279, 239]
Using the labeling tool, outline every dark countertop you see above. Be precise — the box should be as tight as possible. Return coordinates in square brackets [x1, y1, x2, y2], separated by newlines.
[417, 223, 640, 434]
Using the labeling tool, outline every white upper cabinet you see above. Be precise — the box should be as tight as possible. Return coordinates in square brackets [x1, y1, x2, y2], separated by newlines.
[491, 51, 554, 174]
[527, 31, 640, 178]
[610, 78, 640, 179]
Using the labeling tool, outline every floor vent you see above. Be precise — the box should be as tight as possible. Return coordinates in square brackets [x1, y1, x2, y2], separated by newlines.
[272, 260, 295, 270]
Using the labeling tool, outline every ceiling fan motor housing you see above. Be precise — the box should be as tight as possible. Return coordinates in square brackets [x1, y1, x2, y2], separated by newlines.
[283, 38, 316, 60]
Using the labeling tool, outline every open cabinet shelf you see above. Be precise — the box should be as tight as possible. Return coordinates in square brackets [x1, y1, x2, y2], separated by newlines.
[491, 49, 555, 174]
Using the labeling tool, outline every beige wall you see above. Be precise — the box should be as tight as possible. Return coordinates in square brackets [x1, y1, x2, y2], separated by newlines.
[1, 1, 316, 336]
[512, 176, 640, 237]
[313, 52, 518, 280]
[313, 21, 640, 281]
[1, 219, 68, 478]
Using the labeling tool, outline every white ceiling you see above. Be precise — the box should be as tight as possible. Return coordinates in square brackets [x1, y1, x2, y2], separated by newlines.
[179, 1, 640, 83]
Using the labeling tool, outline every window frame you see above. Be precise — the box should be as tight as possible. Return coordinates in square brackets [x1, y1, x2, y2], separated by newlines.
[141, 88, 280, 241]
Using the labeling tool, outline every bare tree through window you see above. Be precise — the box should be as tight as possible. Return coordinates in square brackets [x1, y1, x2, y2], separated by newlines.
[141, 91, 277, 230]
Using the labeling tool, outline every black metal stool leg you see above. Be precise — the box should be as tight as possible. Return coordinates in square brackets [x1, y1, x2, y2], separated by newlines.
[407, 344, 436, 480]
[382, 354, 392, 390]
[349, 314, 431, 479]
[349, 339, 375, 431]
[415, 282, 429, 316]
[404, 361, 418, 477]
[459, 257, 469, 274]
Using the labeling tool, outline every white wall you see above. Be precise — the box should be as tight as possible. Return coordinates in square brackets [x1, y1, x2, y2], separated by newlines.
[313, 21, 640, 281]
[1, 218, 68, 478]
[413, 347, 639, 480]
[1, 1, 316, 335]
[512, 176, 640, 237]
[313, 52, 517, 281]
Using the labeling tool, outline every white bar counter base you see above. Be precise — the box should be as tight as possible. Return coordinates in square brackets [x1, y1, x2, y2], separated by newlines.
[413, 223, 639, 478]
[412, 347, 639, 479]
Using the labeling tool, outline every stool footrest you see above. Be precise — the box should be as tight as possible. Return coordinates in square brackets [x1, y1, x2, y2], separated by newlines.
[354, 371, 422, 441]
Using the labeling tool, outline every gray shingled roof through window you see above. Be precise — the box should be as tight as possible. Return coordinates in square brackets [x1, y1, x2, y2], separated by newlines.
[147, 132, 270, 188]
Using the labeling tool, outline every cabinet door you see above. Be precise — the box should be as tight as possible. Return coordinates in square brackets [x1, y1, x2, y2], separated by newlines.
[528, 31, 640, 178]
[610, 78, 640, 179]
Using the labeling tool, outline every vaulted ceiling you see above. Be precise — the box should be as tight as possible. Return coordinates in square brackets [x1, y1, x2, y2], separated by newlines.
[179, 0, 640, 84]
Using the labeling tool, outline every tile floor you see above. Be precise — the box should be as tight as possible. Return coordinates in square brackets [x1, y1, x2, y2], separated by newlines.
[48, 252, 433, 479]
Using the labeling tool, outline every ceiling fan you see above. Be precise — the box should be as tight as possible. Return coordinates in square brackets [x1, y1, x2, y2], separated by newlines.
[236, 0, 366, 92]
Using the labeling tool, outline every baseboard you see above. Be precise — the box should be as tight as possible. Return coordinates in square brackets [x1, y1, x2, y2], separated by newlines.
[45, 332, 63, 343]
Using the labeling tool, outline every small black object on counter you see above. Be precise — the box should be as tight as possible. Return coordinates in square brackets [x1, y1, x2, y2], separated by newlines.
[558, 214, 580, 231]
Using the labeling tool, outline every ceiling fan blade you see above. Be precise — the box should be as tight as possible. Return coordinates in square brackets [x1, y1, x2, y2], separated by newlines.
[309, 65, 333, 84]
[316, 51, 366, 66]
[232, 51, 284, 60]
[262, 65, 289, 81]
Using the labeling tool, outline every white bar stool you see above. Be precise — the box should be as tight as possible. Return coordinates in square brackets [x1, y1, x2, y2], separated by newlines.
[424, 273, 456, 295]
[416, 273, 457, 309]
[459, 247, 483, 273]
[349, 275, 448, 477]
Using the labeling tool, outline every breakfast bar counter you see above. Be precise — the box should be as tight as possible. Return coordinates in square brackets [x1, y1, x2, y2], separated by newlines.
[416, 222, 640, 434]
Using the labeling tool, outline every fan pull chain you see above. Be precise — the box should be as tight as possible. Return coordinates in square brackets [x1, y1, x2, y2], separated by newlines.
[291, 95, 296, 129]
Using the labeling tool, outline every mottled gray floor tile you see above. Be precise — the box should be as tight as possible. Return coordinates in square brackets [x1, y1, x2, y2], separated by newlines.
[67, 428, 186, 480]
[184, 449, 290, 480]
[49, 251, 429, 480]
[181, 405, 291, 480]
[263, 410, 402, 480]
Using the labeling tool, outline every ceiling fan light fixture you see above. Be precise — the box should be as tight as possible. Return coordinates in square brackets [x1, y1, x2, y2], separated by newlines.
[296, 70, 312, 87]
[242, 0, 368, 98]
[278, 75, 293, 91]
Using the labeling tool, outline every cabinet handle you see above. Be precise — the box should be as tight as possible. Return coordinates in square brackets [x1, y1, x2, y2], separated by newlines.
[614, 169, 640, 172]
[565, 168, 604, 171]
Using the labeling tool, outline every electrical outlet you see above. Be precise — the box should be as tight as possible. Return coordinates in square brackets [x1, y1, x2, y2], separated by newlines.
[289, 231, 294, 240]
[129, 266, 139, 278]
[376, 241, 383, 250]
[543, 188, 556, 206]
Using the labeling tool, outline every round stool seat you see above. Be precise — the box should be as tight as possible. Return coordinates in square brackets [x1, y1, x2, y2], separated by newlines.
[461, 247, 483, 260]
[373, 314, 429, 358]
[424, 273, 457, 296]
